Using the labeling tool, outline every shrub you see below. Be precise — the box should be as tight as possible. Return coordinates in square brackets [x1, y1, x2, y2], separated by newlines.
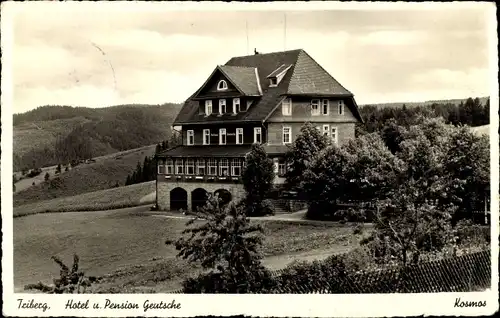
[24, 255, 98, 293]
[44, 172, 50, 182]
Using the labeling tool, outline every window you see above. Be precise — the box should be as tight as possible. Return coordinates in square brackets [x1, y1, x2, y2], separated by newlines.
[283, 126, 292, 144]
[219, 159, 229, 177]
[219, 99, 226, 114]
[231, 158, 242, 176]
[278, 161, 286, 176]
[331, 127, 338, 144]
[196, 159, 206, 176]
[273, 158, 279, 174]
[236, 128, 244, 144]
[219, 128, 226, 145]
[322, 99, 329, 115]
[166, 159, 174, 174]
[282, 98, 292, 116]
[254, 127, 262, 144]
[338, 100, 344, 115]
[270, 77, 278, 86]
[187, 130, 194, 146]
[217, 80, 228, 90]
[311, 99, 320, 116]
[208, 158, 217, 176]
[175, 159, 184, 175]
[158, 160, 166, 174]
[203, 129, 210, 145]
[323, 124, 330, 137]
[233, 98, 240, 114]
[185, 159, 195, 175]
[205, 100, 212, 115]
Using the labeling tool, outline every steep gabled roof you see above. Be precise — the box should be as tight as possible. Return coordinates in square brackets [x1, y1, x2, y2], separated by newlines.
[173, 49, 362, 125]
[218, 65, 261, 96]
[287, 50, 352, 95]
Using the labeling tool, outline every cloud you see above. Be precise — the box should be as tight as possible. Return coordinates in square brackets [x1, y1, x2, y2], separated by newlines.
[7, 6, 493, 113]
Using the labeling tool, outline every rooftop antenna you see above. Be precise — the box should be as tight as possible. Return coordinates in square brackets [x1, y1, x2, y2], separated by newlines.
[246, 20, 249, 55]
[284, 13, 287, 51]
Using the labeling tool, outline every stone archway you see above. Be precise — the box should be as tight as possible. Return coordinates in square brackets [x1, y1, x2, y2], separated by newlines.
[191, 188, 209, 212]
[170, 187, 188, 211]
[214, 188, 232, 206]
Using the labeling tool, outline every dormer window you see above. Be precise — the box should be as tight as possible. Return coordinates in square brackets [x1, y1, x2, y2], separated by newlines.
[205, 100, 212, 116]
[217, 80, 228, 91]
[267, 64, 292, 87]
[219, 99, 226, 114]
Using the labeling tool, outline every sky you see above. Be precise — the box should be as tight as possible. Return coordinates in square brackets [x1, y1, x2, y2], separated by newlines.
[6, 2, 496, 114]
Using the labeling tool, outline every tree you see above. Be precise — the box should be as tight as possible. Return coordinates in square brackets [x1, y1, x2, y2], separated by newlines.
[443, 126, 490, 221]
[302, 133, 401, 220]
[44, 172, 50, 182]
[241, 144, 275, 216]
[56, 163, 62, 174]
[167, 196, 274, 293]
[284, 122, 329, 193]
[361, 118, 464, 265]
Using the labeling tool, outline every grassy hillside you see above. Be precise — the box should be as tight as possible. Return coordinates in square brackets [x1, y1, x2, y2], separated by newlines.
[14, 182, 155, 217]
[13, 145, 157, 207]
[360, 96, 490, 109]
[13, 103, 182, 170]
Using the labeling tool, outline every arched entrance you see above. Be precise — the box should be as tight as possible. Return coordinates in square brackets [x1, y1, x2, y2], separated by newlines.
[214, 189, 232, 206]
[170, 187, 188, 211]
[191, 188, 209, 212]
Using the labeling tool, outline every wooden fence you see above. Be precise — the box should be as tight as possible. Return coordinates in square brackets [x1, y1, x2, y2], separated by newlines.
[267, 249, 491, 294]
[168, 249, 491, 294]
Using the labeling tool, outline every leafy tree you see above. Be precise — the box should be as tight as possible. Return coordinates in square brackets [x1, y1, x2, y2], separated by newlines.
[443, 126, 490, 221]
[303, 133, 401, 220]
[44, 172, 50, 182]
[242, 144, 275, 216]
[361, 118, 466, 265]
[167, 196, 274, 293]
[284, 122, 329, 193]
[304, 148, 348, 219]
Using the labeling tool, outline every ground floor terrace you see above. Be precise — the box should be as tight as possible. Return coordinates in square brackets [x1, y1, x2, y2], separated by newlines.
[155, 145, 288, 211]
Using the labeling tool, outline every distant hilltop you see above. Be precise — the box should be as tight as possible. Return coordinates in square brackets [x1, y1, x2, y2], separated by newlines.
[360, 96, 490, 109]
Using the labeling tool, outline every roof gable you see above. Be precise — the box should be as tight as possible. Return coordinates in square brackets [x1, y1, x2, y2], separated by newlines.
[192, 67, 244, 99]
[287, 50, 352, 95]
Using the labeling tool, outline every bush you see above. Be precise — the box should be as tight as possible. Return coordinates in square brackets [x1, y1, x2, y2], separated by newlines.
[454, 219, 490, 247]
[182, 265, 276, 293]
[27, 168, 42, 178]
[24, 255, 98, 294]
[44, 172, 50, 182]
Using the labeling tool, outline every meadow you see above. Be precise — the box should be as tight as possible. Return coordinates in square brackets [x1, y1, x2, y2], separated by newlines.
[13, 207, 357, 293]
[13, 145, 156, 206]
[13, 181, 155, 217]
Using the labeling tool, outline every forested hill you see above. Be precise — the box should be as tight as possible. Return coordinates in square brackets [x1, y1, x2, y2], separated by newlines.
[359, 96, 490, 109]
[13, 103, 182, 171]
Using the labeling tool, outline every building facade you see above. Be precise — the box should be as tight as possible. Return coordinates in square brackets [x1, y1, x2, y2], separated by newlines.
[156, 49, 363, 211]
